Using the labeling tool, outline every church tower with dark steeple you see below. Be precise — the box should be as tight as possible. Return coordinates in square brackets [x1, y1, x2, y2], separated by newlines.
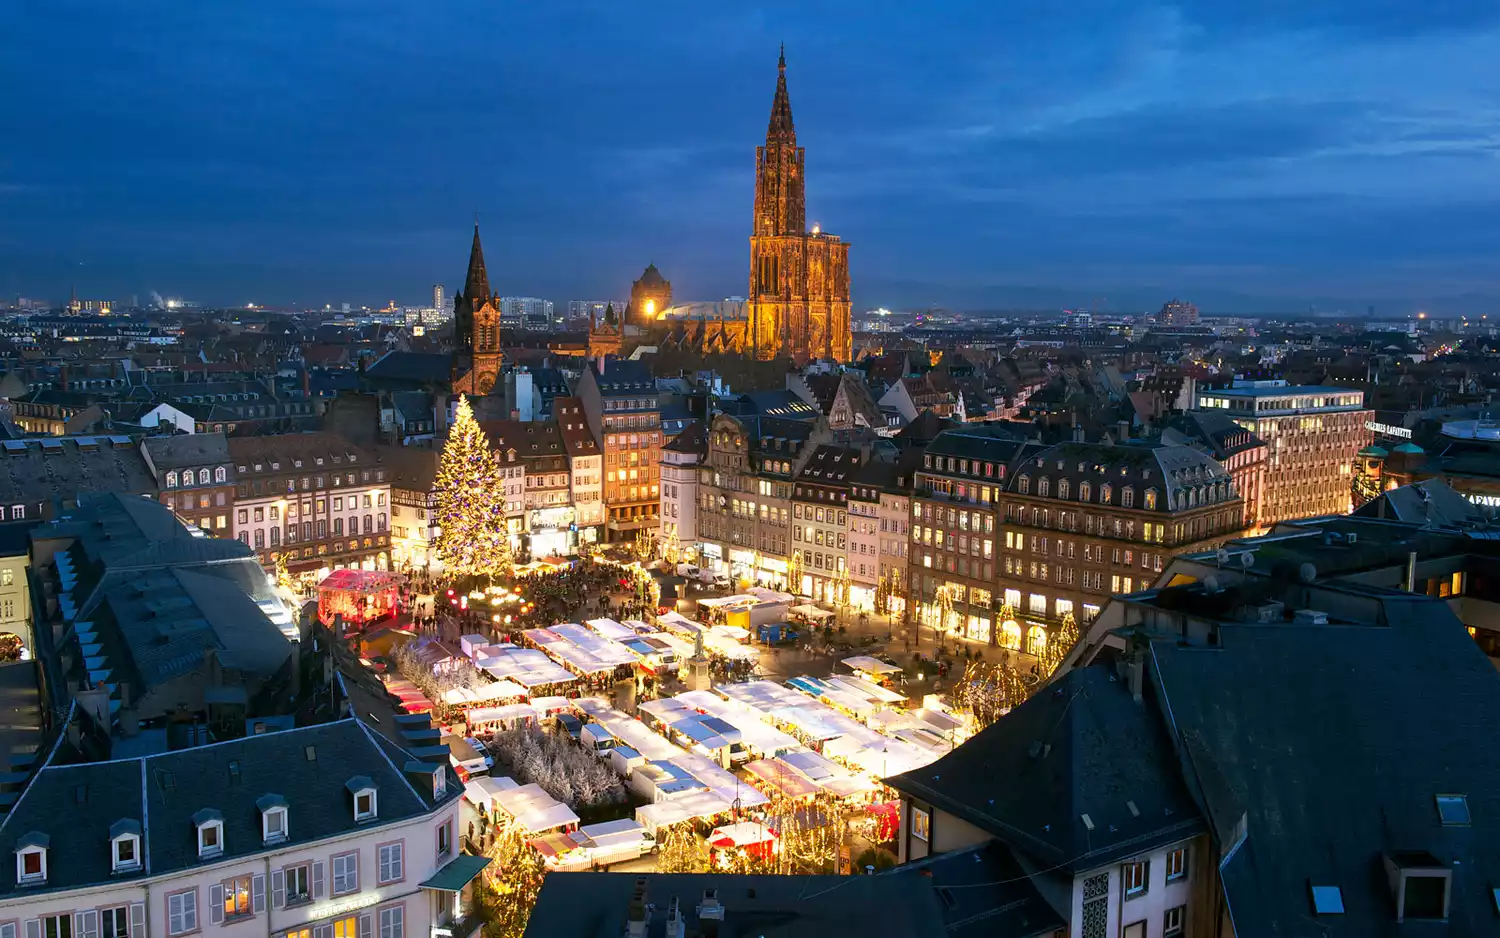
[452, 223, 503, 395]
[747, 46, 852, 363]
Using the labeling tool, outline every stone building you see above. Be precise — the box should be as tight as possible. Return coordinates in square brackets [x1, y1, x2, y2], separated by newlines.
[747, 48, 852, 363]
[450, 224, 504, 396]
[627, 264, 672, 328]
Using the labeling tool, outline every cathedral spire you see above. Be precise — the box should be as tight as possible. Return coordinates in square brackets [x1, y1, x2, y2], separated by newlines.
[462, 223, 491, 304]
[767, 44, 795, 142]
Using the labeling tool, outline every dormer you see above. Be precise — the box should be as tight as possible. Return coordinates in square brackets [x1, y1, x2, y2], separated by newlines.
[16, 832, 48, 885]
[403, 762, 445, 802]
[257, 793, 289, 844]
[346, 776, 378, 821]
[194, 807, 225, 858]
[110, 819, 142, 873]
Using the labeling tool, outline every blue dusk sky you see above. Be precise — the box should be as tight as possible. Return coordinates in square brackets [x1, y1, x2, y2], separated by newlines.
[3, 1, 1500, 313]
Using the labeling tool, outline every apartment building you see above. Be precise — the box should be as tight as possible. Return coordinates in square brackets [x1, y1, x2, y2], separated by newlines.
[0, 719, 477, 938]
[659, 422, 705, 559]
[376, 446, 439, 574]
[791, 445, 863, 604]
[484, 420, 574, 558]
[142, 433, 237, 537]
[554, 398, 603, 549]
[909, 427, 1025, 645]
[227, 433, 392, 577]
[576, 359, 662, 541]
[1195, 379, 1370, 524]
[695, 413, 814, 589]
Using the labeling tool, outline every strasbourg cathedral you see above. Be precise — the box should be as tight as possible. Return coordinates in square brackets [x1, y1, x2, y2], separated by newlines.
[450, 46, 851, 392]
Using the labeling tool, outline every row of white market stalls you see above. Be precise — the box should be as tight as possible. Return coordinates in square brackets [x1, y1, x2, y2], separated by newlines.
[464, 775, 579, 834]
[574, 697, 770, 833]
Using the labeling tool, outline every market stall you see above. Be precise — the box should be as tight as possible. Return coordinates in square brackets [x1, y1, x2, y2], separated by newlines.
[317, 569, 405, 627]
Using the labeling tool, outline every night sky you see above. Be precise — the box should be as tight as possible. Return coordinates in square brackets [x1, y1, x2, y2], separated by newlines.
[4, 2, 1499, 313]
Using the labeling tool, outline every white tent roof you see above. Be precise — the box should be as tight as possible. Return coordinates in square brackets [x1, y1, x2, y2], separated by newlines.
[841, 655, 901, 675]
[493, 782, 580, 833]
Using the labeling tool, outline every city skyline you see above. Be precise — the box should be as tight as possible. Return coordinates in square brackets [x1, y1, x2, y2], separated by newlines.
[5, 3, 1500, 312]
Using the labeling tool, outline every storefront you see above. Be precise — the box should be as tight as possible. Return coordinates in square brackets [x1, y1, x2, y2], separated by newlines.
[729, 549, 757, 583]
[849, 584, 876, 614]
[527, 506, 578, 559]
[700, 542, 724, 574]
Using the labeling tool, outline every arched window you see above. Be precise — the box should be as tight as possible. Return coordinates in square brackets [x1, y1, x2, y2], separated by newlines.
[198, 469, 210, 485]
[1100, 484, 1112, 505]
[1038, 477, 1051, 497]
[165, 472, 177, 488]
[1144, 488, 1158, 511]
[214, 467, 226, 483]
[1057, 479, 1070, 500]
[1121, 486, 1134, 509]
[1189, 488, 1199, 508]
[1079, 482, 1091, 502]
[1017, 475, 1030, 495]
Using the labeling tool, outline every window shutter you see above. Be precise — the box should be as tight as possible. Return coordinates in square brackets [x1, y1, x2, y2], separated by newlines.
[209, 885, 225, 926]
[252, 874, 265, 914]
[23, 921, 38, 938]
[129, 903, 146, 938]
[350, 853, 360, 892]
[271, 869, 285, 909]
[358, 913, 372, 938]
[312, 861, 326, 899]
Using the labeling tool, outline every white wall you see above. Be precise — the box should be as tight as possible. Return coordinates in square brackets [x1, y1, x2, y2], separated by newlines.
[0, 803, 461, 938]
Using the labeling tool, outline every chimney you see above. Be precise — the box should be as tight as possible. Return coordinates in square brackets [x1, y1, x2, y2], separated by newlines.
[1405, 551, 1418, 593]
[597, 355, 606, 376]
[61, 365, 71, 392]
[626, 878, 649, 938]
[302, 368, 311, 398]
[664, 897, 685, 938]
[1117, 419, 1131, 441]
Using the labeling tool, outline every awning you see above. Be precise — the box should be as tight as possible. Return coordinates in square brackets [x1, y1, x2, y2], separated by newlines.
[419, 855, 493, 892]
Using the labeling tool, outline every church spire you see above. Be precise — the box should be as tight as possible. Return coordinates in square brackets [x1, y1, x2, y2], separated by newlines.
[767, 44, 795, 142]
[462, 222, 491, 304]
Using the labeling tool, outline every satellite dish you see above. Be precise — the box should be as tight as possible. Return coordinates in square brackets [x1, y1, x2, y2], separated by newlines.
[1298, 563, 1318, 583]
[1215, 549, 1230, 566]
[1240, 552, 1255, 569]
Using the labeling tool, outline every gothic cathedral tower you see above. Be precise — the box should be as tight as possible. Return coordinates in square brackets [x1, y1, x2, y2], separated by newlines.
[748, 46, 852, 363]
[451, 223, 503, 395]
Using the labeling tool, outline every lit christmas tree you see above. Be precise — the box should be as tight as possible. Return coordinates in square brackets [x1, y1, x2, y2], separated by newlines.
[434, 395, 507, 579]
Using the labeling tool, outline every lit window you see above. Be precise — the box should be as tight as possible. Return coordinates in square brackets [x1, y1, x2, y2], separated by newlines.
[1165, 846, 1187, 882]
[1122, 859, 1149, 899]
[911, 805, 930, 842]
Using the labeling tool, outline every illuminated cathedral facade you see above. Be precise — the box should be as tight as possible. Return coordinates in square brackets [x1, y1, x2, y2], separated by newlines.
[747, 47, 852, 362]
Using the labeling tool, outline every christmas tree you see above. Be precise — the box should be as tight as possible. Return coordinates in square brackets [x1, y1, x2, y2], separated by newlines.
[434, 395, 507, 579]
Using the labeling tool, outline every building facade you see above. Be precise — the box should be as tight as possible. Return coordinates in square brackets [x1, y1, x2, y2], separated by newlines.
[1195, 380, 1371, 525]
[576, 360, 662, 542]
[792, 445, 861, 603]
[228, 433, 391, 577]
[0, 719, 474, 938]
[747, 49, 852, 363]
[485, 420, 575, 559]
[693, 413, 810, 588]
[626, 266, 672, 328]
[554, 398, 603, 548]
[144, 433, 237, 537]
[659, 423, 704, 562]
[376, 446, 440, 574]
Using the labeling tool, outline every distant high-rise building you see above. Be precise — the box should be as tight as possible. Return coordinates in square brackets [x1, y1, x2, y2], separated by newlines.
[433, 283, 445, 314]
[568, 300, 627, 329]
[499, 297, 554, 331]
[747, 46, 852, 362]
[1158, 298, 1199, 327]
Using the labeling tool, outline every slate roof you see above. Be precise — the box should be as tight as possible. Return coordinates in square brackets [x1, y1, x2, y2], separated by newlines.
[663, 420, 706, 456]
[362, 351, 454, 385]
[887, 841, 1065, 938]
[1150, 598, 1500, 937]
[0, 718, 460, 897]
[0, 436, 157, 508]
[885, 665, 1204, 874]
[1009, 441, 1237, 513]
[524, 872, 948, 938]
[587, 359, 656, 397]
[141, 431, 232, 473]
[795, 445, 863, 489]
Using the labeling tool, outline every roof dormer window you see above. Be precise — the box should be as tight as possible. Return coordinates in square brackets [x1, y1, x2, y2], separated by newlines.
[16, 832, 48, 885]
[111, 819, 142, 873]
[347, 777, 378, 821]
[194, 808, 225, 858]
[257, 794, 288, 844]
